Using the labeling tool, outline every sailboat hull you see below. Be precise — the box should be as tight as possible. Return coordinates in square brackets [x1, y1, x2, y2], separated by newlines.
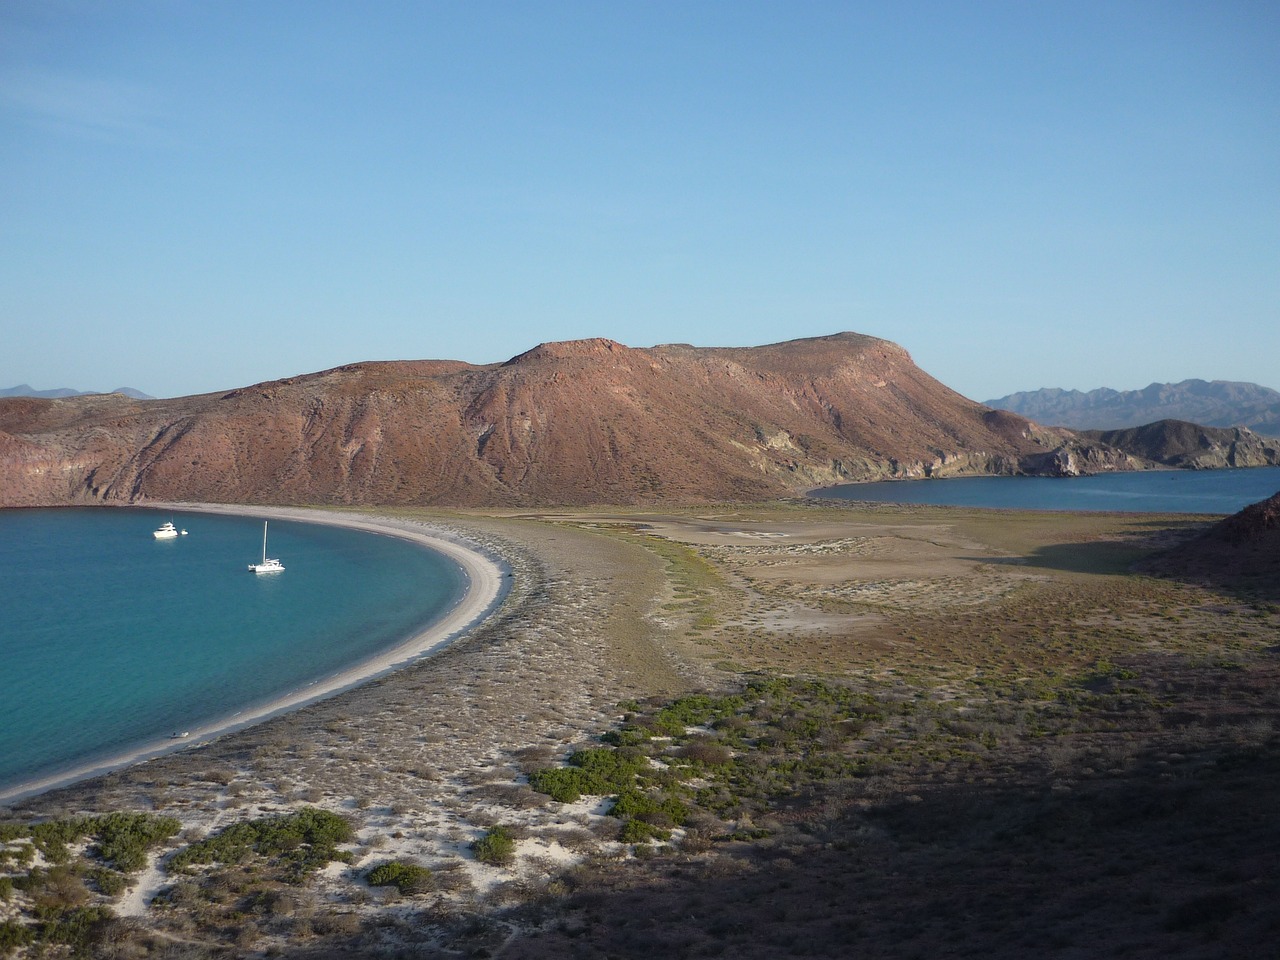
[248, 521, 285, 573]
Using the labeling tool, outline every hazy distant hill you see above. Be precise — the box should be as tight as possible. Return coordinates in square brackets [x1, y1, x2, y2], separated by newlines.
[985, 380, 1280, 436]
[0, 333, 1150, 508]
[1, 384, 153, 400]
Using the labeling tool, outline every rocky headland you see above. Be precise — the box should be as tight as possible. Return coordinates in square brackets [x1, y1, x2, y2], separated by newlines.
[1078, 420, 1280, 470]
[0, 332, 1221, 509]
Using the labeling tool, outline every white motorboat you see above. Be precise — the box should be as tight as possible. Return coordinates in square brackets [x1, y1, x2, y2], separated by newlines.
[153, 521, 179, 539]
[248, 521, 284, 573]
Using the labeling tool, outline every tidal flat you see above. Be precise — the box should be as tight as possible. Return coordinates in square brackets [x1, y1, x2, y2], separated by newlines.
[2, 501, 1277, 958]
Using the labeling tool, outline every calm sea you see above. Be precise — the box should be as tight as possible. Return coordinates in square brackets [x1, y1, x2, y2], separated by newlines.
[813, 466, 1280, 513]
[0, 508, 464, 795]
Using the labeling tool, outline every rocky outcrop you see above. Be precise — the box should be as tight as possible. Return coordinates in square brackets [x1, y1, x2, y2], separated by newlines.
[1020, 441, 1148, 478]
[1211, 490, 1280, 545]
[1143, 489, 1280, 598]
[1078, 421, 1280, 470]
[0, 333, 1254, 509]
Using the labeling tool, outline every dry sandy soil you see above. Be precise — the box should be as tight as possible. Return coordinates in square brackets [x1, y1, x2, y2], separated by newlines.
[2, 499, 1278, 958]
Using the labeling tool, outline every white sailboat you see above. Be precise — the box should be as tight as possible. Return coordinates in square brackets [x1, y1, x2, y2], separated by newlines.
[247, 521, 284, 573]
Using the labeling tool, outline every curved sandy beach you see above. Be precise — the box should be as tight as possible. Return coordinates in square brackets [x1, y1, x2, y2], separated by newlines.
[0, 504, 510, 805]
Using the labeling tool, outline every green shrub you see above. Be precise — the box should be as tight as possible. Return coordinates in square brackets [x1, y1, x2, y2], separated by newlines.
[568, 747, 647, 787]
[529, 747, 648, 802]
[600, 726, 653, 747]
[472, 826, 517, 866]
[528, 766, 599, 803]
[28, 818, 92, 865]
[0, 920, 34, 951]
[170, 807, 354, 881]
[6, 813, 179, 877]
[366, 860, 432, 895]
[36, 905, 115, 950]
[609, 788, 658, 820]
[652, 695, 733, 735]
[91, 812, 181, 873]
[657, 796, 690, 825]
[169, 821, 260, 871]
[620, 818, 670, 843]
[610, 788, 687, 821]
[89, 868, 127, 898]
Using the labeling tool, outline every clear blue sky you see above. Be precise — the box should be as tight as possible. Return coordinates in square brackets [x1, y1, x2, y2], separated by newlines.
[2, 1, 1276, 400]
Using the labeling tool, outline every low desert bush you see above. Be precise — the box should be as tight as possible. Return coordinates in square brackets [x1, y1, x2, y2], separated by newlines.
[472, 826, 517, 866]
[169, 807, 354, 881]
[366, 860, 432, 895]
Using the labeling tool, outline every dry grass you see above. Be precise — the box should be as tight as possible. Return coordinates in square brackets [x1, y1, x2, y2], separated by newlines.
[2, 500, 1276, 958]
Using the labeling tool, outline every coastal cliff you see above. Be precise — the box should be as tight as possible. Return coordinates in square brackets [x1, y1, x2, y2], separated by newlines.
[0, 333, 1215, 508]
[1078, 420, 1280, 470]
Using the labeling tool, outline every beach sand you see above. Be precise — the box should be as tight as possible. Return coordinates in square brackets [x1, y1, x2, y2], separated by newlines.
[0, 504, 510, 806]
[8, 503, 1264, 957]
[2, 503, 713, 937]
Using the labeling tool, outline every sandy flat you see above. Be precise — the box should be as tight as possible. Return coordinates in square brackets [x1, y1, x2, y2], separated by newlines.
[0, 504, 510, 805]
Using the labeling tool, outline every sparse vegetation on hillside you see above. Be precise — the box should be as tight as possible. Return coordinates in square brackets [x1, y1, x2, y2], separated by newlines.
[0, 812, 179, 956]
[167, 807, 353, 880]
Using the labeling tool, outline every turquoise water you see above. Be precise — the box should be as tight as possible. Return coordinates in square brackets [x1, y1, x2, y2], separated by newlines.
[0, 508, 464, 794]
[813, 466, 1280, 513]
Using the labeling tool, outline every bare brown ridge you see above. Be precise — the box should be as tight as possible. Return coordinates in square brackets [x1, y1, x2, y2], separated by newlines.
[0, 332, 1160, 508]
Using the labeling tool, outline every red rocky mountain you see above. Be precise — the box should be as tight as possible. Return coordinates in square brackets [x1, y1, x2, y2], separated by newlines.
[0, 333, 1143, 508]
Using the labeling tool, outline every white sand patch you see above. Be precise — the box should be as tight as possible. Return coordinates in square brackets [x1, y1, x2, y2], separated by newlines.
[319, 788, 623, 907]
[548, 796, 615, 820]
[115, 852, 167, 917]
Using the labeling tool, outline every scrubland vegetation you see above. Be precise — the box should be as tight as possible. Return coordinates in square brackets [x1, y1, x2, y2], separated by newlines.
[1, 502, 1276, 958]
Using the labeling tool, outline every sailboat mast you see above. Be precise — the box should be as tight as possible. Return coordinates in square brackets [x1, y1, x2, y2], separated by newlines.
[262, 521, 268, 564]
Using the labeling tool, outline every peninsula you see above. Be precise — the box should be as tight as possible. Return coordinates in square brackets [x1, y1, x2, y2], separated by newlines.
[1, 336, 1276, 957]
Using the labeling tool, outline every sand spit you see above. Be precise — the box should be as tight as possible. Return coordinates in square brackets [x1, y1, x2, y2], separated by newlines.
[9, 504, 1273, 957]
[1, 506, 702, 928]
[0, 504, 510, 805]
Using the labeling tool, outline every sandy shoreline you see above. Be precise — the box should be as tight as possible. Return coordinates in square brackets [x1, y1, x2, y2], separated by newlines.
[0, 503, 511, 805]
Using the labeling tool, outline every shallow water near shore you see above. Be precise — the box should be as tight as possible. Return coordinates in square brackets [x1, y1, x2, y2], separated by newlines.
[0, 508, 464, 794]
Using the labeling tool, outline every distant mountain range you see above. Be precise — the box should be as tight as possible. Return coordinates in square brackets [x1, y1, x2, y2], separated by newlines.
[1, 384, 153, 400]
[2, 337, 1276, 509]
[985, 380, 1280, 437]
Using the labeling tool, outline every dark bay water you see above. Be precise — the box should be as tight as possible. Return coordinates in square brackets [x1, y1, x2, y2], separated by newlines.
[813, 467, 1280, 514]
[0, 508, 464, 794]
